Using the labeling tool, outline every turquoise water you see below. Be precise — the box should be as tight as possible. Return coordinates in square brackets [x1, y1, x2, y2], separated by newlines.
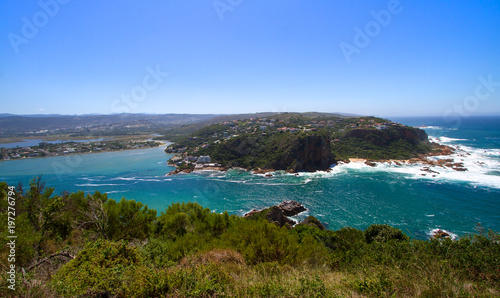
[1, 117, 499, 240]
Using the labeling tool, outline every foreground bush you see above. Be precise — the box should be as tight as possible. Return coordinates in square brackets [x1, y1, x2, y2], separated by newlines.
[51, 239, 144, 296]
[1, 180, 499, 297]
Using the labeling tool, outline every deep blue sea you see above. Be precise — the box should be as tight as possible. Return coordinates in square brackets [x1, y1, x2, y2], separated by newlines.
[1, 116, 499, 240]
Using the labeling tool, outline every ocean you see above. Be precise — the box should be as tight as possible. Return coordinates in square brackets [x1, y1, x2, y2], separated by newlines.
[1, 116, 499, 240]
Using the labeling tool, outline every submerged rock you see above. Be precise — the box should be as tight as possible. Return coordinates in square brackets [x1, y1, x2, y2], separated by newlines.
[365, 160, 377, 167]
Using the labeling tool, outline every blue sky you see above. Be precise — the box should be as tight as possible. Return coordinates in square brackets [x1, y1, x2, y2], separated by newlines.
[1, 0, 499, 117]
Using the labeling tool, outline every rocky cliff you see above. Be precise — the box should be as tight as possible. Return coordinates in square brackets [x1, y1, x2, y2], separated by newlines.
[205, 132, 335, 172]
[271, 134, 335, 172]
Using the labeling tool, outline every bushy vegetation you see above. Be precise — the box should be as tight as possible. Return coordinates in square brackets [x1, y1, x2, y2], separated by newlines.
[331, 126, 433, 160]
[198, 131, 333, 171]
[1, 178, 499, 297]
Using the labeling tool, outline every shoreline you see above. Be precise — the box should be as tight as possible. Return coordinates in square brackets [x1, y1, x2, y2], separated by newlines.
[341, 143, 467, 171]
[0, 134, 166, 144]
[168, 143, 466, 176]
[1, 140, 168, 162]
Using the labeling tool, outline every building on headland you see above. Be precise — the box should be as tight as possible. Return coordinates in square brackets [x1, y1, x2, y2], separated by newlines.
[184, 156, 198, 162]
[197, 156, 211, 164]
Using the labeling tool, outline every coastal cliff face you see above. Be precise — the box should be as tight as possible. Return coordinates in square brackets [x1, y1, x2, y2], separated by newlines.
[272, 134, 335, 172]
[203, 133, 335, 172]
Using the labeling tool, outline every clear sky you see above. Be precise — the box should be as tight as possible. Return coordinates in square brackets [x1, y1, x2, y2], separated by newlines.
[1, 0, 499, 117]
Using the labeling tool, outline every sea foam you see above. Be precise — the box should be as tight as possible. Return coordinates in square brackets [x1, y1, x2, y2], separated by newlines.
[428, 228, 458, 240]
[311, 138, 500, 189]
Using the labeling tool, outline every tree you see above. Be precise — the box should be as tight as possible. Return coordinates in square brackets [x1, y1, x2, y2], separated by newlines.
[364, 224, 409, 243]
[105, 198, 157, 241]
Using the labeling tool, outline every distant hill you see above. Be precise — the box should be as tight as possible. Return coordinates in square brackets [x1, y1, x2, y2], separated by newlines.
[0, 113, 222, 137]
[0, 112, 364, 138]
[0, 113, 70, 118]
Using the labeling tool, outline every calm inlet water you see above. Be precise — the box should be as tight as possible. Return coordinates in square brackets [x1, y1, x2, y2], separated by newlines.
[1, 116, 499, 240]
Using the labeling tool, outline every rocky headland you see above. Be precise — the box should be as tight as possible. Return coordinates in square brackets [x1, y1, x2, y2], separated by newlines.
[165, 114, 461, 175]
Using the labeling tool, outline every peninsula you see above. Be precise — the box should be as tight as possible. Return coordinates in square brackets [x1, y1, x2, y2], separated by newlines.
[165, 113, 454, 174]
[1, 139, 163, 161]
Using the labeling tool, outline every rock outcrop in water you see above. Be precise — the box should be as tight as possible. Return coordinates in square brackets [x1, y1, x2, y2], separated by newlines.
[277, 200, 307, 216]
[245, 206, 295, 228]
[244, 201, 327, 230]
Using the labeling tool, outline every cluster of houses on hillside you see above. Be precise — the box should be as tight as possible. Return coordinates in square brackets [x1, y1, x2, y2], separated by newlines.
[1, 144, 84, 160]
[1, 141, 161, 161]
[219, 117, 401, 132]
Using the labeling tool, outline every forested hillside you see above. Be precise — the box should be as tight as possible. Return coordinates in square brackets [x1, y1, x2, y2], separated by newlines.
[331, 126, 433, 160]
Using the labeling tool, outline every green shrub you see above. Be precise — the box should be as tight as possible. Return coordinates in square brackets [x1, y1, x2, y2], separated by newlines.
[51, 239, 144, 296]
[105, 198, 157, 241]
[364, 224, 409, 243]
